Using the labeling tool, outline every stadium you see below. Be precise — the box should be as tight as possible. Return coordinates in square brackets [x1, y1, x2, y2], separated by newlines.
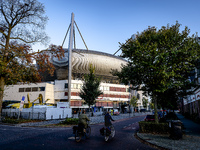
[3, 13, 145, 114]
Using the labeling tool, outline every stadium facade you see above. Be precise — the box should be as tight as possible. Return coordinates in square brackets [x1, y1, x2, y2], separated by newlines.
[3, 49, 146, 112]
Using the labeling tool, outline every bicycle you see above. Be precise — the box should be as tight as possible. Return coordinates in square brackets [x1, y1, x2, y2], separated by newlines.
[100, 125, 115, 142]
[73, 122, 91, 142]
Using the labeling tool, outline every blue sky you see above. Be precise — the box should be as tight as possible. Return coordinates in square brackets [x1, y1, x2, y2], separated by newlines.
[33, 0, 200, 55]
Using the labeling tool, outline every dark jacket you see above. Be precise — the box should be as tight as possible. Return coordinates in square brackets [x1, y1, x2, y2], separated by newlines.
[105, 113, 114, 127]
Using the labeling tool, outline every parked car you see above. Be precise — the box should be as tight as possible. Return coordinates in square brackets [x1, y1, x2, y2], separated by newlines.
[144, 115, 155, 121]
[140, 109, 147, 112]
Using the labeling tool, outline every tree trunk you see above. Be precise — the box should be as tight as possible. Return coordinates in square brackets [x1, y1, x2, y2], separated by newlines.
[0, 77, 5, 120]
[152, 95, 159, 123]
[153, 96, 159, 124]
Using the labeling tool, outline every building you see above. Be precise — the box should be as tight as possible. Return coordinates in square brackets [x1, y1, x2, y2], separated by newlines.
[181, 68, 200, 120]
[3, 82, 54, 104]
[3, 49, 146, 112]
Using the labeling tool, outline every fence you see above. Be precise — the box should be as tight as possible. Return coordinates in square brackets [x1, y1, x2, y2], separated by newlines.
[2, 107, 72, 120]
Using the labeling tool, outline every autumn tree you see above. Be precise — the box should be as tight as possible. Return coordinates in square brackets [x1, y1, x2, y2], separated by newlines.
[79, 64, 103, 113]
[0, 0, 64, 119]
[113, 22, 200, 123]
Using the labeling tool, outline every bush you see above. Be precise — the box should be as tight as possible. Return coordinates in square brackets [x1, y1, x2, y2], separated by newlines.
[60, 118, 79, 125]
[139, 121, 170, 134]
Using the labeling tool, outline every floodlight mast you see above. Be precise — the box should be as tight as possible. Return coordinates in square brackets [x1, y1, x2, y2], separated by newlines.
[68, 13, 75, 106]
[113, 34, 136, 56]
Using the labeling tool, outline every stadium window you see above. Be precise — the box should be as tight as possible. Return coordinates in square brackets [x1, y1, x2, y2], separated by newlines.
[25, 88, 31, 92]
[65, 92, 68, 96]
[126, 88, 130, 92]
[100, 86, 103, 91]
[32, 87, 38, 92]
[71, 84, 74, 89]
[19, 88, 25, 92]
[39, 87, 45, 91]
[65, 83, 68, 89]
[137, 93, 140, 99]
[104, 86, 109, 91]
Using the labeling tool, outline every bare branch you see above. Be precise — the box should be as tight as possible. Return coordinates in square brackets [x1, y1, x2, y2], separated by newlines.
[10, 36, 43, 43]
[0, 43, 5, 47]
[0, 4, 10, 24]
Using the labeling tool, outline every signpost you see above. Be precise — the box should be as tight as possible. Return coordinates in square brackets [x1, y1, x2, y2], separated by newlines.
[18, 96, 25, 120]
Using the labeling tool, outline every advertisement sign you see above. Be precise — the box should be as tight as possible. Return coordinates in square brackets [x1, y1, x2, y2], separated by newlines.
[57, 102, 69, 108]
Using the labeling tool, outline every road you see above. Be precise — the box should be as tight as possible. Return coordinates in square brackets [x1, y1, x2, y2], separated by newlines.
[0, 116, 157, 150]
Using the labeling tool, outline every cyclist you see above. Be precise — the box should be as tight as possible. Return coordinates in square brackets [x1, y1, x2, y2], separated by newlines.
[78, 110, 90, 133]
[105, 111, 115, 127]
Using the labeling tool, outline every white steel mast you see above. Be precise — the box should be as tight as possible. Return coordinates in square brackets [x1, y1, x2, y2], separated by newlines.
[68, 13, 74, 105]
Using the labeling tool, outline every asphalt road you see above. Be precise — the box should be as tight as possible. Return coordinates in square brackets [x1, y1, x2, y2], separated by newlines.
[0, 116, 157, 150]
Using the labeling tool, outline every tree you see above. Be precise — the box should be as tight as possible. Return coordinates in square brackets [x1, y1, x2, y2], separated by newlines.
[142, 97, 148, 109]
[79, 64, 103, 113]
[0, 0, 64, 119]
[113, 22, 200, 123]
[157, 80, 196, 111]
[130, 95, 138, 112]
[149, 102, 154, 110]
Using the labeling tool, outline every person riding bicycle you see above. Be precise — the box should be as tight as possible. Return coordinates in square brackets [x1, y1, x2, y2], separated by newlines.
[105, 111, 115, 127]
[78, 110, 90, 133]
[104, 111, 115, 136]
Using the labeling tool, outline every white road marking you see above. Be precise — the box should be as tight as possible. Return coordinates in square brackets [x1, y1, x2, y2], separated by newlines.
[68, 137, 75, 140]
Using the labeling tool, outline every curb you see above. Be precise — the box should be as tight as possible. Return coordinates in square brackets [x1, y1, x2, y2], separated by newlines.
[134, 132, 169, 150]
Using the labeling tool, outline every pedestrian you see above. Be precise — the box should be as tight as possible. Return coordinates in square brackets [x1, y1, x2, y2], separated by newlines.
[111, 109, 113, 116]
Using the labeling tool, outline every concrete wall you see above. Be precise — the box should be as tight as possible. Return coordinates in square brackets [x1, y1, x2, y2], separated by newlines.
[46, 108, 72, 120]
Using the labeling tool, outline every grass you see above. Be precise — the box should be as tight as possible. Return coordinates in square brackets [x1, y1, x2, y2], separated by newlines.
[2, 117, 44, 124]
[1, 117, 79, 127]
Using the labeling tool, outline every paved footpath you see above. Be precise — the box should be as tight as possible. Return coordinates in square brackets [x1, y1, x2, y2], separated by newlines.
[137, 113, 200, 150]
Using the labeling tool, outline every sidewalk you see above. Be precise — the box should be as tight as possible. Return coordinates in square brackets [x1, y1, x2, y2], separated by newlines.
[11, 112, 148, 127]
[136, 113, 200, 150]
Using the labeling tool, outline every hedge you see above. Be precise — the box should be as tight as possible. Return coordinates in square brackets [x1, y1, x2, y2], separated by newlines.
[139, 121, 170, 134]
[60, 118, 79, 125]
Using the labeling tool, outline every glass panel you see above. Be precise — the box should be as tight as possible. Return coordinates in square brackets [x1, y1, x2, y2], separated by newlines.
[39, 87, 45, 91]
[32, 87, 38, 92]
[25, 88, 31, 92]
[65, 83, 68, 88]
[19, 88, 24, 92]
